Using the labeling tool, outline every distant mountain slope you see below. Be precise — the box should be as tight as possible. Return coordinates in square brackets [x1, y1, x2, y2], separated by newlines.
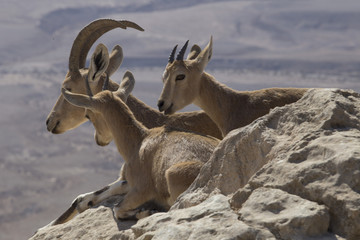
[1, 0, 360, 68]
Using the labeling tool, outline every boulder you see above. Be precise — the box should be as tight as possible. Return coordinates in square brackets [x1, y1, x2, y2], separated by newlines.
[230, 89, 360, 239]
[132, 194, 274, 240]
[238, 187, 330, 239]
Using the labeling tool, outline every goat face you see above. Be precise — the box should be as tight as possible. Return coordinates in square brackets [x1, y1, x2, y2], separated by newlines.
[46, 70, 88, 134]
[46, 69, 114, 146]
[157, 61, 200, 115]
[158, 37, 213, 115]
[51, 44, 129, 146]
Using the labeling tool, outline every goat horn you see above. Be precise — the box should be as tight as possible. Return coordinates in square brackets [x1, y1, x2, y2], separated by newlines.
[168, 45, 178, 63]
[176, 40, 189, 61]
[69, 19, 144, 73]
[118, 20, 144, 32]
[102, 74, 110, 91]
[85, 76, 93, 97]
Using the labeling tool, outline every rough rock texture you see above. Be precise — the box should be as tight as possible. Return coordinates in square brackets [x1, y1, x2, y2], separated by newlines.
[239, 187, 330, 239]
[30, 89, 359, 240]
[132, 194, 274, 240]
[31, 205, 136, 240]
[231, 89, 360, 239]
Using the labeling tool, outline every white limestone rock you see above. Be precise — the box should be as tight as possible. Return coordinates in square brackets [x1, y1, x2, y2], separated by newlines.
[132, 194, 274, 240]
[30, 205, 135, 240]
[176, 89, 360, 238]
[238, 187, 330, 239]
[31, 89, 359, 240]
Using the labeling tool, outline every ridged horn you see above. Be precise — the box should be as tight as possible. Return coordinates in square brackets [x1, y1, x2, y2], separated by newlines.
[176, 40, 189, 61]
[102, 74, 110, 91]
[69, 19, 144, 73]
[168, 45, 178, 63]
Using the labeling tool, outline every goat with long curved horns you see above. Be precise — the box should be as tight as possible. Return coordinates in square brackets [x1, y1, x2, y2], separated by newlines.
[46, 19, 221, 142]
[42, 19, 222, 227]
[46, 19, 144, 135]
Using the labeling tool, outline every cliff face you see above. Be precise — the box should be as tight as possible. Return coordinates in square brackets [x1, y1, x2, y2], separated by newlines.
[31, 89, 360, 240]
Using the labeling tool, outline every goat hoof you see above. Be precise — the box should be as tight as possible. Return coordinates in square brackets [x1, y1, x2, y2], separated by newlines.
[115, 209, 138, 221]
[135, 210, 151, 219]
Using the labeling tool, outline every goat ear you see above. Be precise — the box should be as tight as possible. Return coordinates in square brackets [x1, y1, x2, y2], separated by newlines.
[116, 71, 135, 99]
[61, 88, 94, 110]
[88, 44, 110, 83]
[194, 36, 212, 72]
[106, 45, 123, 77]
[187, 44, 201, 60]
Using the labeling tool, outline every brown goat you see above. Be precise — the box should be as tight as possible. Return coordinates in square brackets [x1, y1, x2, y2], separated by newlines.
[158, 37, 308, 137]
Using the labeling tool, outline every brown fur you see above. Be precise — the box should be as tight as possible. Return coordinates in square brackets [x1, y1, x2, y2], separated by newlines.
[46, 48, 222, 140]
[165, 161, 203, 204]
[195, 73, 308, 135]
[158, 37, 308, 136]
[62, 66, 219, 219]
[44, 26, 220, 226]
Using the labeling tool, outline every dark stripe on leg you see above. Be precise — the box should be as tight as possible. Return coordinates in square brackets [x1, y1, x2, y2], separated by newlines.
[53, 199, 78, 225]
[94, 185, 110, 196]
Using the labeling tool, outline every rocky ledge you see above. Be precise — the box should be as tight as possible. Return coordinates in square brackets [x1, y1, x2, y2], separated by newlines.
[31, 88, 360, 240]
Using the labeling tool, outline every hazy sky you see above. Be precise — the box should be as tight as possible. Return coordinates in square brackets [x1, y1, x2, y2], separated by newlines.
[1, 0, 360, 67]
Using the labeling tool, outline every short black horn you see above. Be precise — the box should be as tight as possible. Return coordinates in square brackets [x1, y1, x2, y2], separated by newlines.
[176, 40, 189, 61]
[168, 45, 178, 63]
[85, 76, 93, 97]
[102, 74, 109, 91]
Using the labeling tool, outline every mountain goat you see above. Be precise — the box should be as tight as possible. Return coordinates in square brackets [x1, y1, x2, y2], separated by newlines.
[158, 37, 308, 137]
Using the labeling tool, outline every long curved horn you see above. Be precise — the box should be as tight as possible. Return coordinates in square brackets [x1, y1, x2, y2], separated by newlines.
[176, 40, 189, 61]
[119, 20, 144, 32]
[69, 19, 144, 73]
[168, 45, 178, 63]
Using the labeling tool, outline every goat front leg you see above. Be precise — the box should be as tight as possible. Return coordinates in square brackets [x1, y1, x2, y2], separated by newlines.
[52, 177, 130, 225]
[35, 199, 79, 232]
[113, 188, 153, 220]
[75, 178, 130, 212]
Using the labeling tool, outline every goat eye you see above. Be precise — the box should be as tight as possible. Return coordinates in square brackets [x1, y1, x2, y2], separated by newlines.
[176, 74, 185, 81]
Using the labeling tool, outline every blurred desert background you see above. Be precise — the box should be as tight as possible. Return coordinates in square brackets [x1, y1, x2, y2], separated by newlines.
[1, 1, 360, 239]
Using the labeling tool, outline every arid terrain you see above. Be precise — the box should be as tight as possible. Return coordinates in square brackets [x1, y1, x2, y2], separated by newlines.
[1, 1, 360, 239]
